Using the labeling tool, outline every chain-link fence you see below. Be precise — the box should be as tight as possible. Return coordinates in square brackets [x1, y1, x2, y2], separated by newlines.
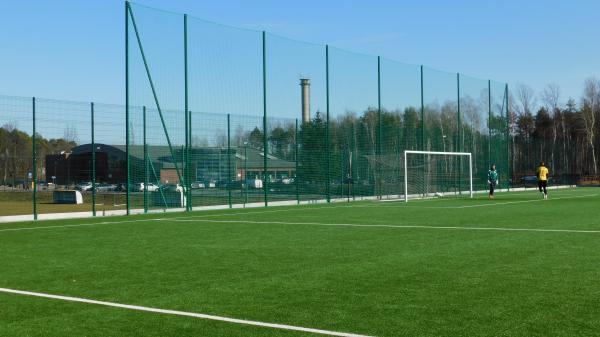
[0, 2, 516, 219]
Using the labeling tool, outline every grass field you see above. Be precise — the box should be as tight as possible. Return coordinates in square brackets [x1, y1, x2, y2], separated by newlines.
[1, 187, 599, 337]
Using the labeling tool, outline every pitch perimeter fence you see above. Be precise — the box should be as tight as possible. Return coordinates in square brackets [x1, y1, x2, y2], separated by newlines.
[0, 2, 512, 218]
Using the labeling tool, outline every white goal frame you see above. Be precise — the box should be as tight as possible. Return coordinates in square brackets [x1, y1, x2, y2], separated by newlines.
[404, 150, 473, 202]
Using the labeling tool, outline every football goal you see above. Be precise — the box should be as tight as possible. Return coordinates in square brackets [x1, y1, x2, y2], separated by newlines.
[404, 150, 473, 202]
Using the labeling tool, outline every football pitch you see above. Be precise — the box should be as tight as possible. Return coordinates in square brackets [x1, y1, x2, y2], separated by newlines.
[1, 187, 599, 337]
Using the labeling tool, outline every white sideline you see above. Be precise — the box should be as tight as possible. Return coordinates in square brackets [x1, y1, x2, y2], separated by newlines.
[170, 219, 600, 234]
[1, 192, 596, 234]
[0, 288, 374, 337]
[0, 218, 162, 233]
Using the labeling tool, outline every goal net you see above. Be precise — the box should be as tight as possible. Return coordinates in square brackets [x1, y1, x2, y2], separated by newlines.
[404, 150, 473, 202]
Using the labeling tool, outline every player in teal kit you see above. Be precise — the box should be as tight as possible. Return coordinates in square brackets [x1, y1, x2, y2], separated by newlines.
[487, 164, 499, 199]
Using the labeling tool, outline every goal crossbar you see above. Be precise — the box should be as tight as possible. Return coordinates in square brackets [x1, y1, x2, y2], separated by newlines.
[404, 150, 473, 202]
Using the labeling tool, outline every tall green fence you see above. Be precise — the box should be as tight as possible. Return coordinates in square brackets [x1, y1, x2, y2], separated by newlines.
[125, 1, 509, 208]
[0, 2, 511, 219]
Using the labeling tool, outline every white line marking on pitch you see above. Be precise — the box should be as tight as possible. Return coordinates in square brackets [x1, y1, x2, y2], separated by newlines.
[361, 194, 599, 209]
[0, 288, 374, 337]
[1, 192, 594, 234]
[170, 219, 600, 234]
[0, 218, 163, 233]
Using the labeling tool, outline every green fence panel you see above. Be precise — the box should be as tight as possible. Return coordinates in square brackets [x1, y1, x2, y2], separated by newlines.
[379, 59, 422, 198]
[0, 95, 35, 217]
[328, 48, 379, 200]
[93, 103, 128, 213]
[34, 98, 92, 215]
[459, 75, 491, 191]
[265, 33, 327, 203]
[490, 80, 510, 189]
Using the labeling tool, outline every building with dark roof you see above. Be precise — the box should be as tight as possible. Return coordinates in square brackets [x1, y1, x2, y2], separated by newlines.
[45, 143, 295, 185]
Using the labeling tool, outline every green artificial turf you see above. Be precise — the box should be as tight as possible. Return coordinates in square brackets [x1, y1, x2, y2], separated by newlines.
[0, 188, 599, 337]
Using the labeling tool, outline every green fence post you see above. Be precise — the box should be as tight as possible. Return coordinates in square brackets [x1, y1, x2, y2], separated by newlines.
[505, 83, 511, 191]
[32, 97, 37, 220]
[420, 65, 425, 197]
[351, 121, 356, 201]
[377, 56, 382, 199]
[295, 118, 299, 204]
[244, 145, 248, 206]
[488, 79, 492, 167]
[456, 73, 462, 195]
[184, 13, 190, 212]
[188, 110, 193, 209]
[125, 1, 131, 215]
[325, 45, 331, 203]
[227, 114, 232, 208]
[420, 65, 425, 151]
[91, 102, 96, 216]
[262, 31, 268, 207]
[143, 106, 148, 213]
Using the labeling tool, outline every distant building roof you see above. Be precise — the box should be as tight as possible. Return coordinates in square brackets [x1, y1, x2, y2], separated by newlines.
[71, 144, 294, 169]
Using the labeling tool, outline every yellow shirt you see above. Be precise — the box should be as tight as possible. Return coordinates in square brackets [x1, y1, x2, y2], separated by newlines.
[537, 166, 549, 181]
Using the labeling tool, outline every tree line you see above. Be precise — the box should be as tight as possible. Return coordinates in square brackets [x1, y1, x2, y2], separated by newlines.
[0, 123, 76, 185]
[2, 77, 598, 189]
[510, 78, 600, 179]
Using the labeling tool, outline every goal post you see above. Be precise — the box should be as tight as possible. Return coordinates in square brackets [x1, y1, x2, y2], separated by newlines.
[404, 150, 473, 202]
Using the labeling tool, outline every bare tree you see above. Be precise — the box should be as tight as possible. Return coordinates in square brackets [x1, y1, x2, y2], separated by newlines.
[541, 84, 561, 171]
[515, 84, 537, 116]
[63, 124, 79, 144]
[1, 122, 18, 182]
[513, 84, 537, 168]
[581, 78, 599, 174]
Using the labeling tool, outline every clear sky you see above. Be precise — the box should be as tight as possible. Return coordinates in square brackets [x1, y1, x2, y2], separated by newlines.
[1, 0, 598, 107]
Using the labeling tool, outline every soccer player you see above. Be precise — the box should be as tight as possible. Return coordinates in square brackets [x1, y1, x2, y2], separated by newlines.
[536, 162, 550, 199]
[487, 164, 499, 199]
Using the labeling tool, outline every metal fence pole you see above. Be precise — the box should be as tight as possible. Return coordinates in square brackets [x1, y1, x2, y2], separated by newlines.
[456, 73, 462, 195]
[377, 56, 382, 199]
[91, 102, 96, 216]
[420, 66, 425, 196]
[143, 106, 148, 213]
[32, 97, 37, 220]
[262, 31, 268, 207]
[488, 79, 492, 167]
[184, 13, 190, 212]
[505, 83, 511, 191]
[125, 1, 131, 215]
[295, 118, 299, 204]
[325, 45, 331, 203]
[420, 65, 425, 151]
[227, 114, 232, 208]
[188, 110, 193, 209]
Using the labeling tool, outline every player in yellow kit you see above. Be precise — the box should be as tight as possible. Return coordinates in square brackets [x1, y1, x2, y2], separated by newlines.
[536, 162, 550, 199]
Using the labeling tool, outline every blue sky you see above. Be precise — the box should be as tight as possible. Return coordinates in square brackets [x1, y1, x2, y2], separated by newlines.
[1, 0, 598, 107]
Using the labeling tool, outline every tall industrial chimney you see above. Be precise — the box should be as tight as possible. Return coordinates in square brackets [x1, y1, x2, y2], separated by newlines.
[300, 78, 310, 123]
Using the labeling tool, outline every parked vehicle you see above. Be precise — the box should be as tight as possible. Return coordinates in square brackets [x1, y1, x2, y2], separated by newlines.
[96, 183, 117, 192]
[75, 182, 93, 191]
[160, 183, 183, 193]
[134, 182, 160, 192]
[246, 179, 263, 189]
[191, 181, 205, 189]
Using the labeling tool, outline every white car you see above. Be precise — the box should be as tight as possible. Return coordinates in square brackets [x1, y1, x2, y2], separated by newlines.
[75, 182, 93, 191]
[136, 183, 159, 192]
[191, 181, 205, 189]
[161, 183, 183, 193]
